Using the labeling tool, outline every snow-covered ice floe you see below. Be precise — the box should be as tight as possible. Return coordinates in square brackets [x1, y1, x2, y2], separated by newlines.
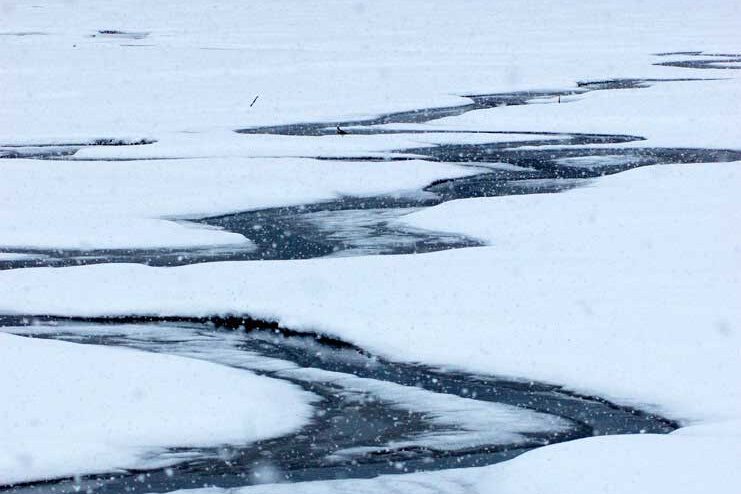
[0, 158, 474, 250]
[0, 333, 313, 485]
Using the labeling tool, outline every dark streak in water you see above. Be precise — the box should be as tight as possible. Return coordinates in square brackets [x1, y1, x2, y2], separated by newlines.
[0, 138, 156, 160]
[0, 32, 47, 37]
[91, 30, 150, 40]
[653, 52, 741, 70]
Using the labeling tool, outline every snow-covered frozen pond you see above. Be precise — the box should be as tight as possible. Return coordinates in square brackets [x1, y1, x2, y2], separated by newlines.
[1, 1, 740, 493]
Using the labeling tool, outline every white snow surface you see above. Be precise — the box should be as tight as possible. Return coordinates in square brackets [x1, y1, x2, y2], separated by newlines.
[0, 333, 313, 484]
[2, 0, 740, 140]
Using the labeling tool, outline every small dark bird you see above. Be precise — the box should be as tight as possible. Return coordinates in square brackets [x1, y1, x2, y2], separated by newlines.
[336, 126, 348, 136]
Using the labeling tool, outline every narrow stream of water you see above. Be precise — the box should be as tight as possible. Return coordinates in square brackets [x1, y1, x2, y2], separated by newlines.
[0, 318, 676, 494]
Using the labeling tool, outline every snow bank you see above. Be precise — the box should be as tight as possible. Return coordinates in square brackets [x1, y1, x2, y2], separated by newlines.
[0, 158, 472, 249]
[470, 423, 741, 494]
[0, 333, 313, 484]
[169, 423, 741, 494]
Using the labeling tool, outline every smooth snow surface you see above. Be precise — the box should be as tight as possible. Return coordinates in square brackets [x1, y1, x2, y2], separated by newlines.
[0, 333, 313, 484]
[2, 0, 740, 139]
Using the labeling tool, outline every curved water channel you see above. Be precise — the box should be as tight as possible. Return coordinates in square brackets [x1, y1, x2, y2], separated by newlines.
[0, 70, 735, 492]
[1, 315, 677, 494]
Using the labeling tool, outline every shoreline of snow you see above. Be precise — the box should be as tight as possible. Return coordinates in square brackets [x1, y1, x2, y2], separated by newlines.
[0, 157, 474, 250]
[0, 333, 314, 485]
